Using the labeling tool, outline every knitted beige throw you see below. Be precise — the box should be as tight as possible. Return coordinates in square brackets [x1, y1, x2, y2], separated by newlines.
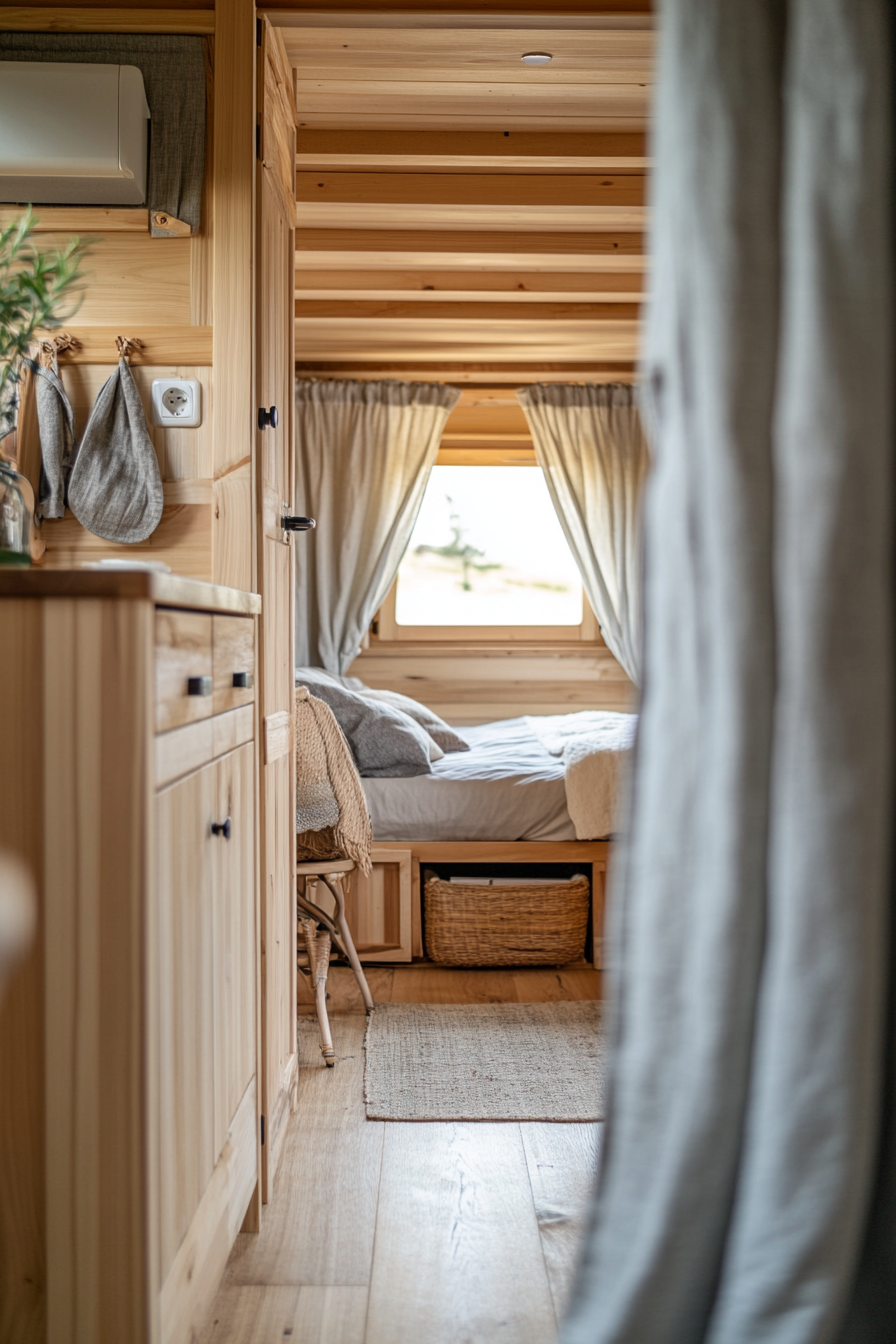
[295, 686, 372, 874]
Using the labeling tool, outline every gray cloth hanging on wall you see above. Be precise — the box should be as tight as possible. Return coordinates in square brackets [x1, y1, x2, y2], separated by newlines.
[294, 379, 461, 674]
[28, 354, 75, 521]
[563, 1, 895, 1343]
[0, 34, 206, 236]
[67, 350, 163, 543]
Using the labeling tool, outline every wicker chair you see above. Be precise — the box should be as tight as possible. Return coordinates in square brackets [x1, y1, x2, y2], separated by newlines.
[297, 859, 374, 1066]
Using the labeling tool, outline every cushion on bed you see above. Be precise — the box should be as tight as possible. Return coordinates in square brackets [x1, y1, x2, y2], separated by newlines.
[294, 667, 436, 777]
[341, 679, 470, 753]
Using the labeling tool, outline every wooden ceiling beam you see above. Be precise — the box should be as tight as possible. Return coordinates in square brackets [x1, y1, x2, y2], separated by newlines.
[294, 364, 637, 384]
[295, 299, 639, 320]
[295, 203, 646, 231]
[296, 129, 648, 172]
[296, 172, 644, 208]
[264, 2, 651, 14]
[294, 230, 645, 271]
[294, 271, 644, 300]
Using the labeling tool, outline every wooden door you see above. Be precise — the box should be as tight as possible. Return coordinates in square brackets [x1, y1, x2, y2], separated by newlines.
[156, 762, 216, 1283]
[255, 15, 298, 1199]
[212, 742, 257, 1158]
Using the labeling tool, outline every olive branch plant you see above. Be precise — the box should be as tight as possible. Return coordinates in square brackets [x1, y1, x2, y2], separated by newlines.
[0, 207, 90, 445]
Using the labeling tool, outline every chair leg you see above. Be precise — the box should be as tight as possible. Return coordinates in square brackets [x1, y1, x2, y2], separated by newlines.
[322, 874, 376, 1014]
[300, 916, 336, 1066]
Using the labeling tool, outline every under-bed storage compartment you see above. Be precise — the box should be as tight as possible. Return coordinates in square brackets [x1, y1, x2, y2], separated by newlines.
[423, 868, 591, 967]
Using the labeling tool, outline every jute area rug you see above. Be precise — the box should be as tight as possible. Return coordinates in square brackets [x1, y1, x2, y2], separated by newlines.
[363, 1001, 605, 1122]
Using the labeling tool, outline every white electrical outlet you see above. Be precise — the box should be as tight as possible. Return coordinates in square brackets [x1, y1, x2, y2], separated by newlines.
[151, 378, 202, 428]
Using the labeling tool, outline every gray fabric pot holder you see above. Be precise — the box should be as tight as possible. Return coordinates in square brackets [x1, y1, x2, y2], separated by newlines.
[29, 339, 76, 521]
[67, 338, 164, 544]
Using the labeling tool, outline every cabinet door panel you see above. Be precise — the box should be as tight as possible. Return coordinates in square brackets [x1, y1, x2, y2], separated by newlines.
[156, 764, 216, 1283]
[213, 742, 257, 1160]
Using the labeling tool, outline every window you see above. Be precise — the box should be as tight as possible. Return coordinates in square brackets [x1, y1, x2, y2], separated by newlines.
[377, 465, 599, 643]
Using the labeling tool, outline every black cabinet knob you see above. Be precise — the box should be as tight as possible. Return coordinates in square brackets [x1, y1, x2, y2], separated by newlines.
[282, 515, 316, 533]
[258, 406, 278, 430]
[232, 671, 254, 689]
[211, 818, 231, 840]
[187, 675, 212, 697]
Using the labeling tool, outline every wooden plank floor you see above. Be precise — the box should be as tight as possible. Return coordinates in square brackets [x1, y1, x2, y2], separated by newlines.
[201, 967, 602, 1344]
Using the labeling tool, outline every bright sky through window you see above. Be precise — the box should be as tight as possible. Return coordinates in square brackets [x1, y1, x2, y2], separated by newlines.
[395, 466, 583, 626]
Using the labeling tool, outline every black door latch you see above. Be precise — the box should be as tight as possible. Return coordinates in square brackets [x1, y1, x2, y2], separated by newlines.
[282, 515, 316, 532]
[258, 405, 278, 430]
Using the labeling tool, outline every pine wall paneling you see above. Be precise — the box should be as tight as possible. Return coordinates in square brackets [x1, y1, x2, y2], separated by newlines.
[5, 5, 261, 593]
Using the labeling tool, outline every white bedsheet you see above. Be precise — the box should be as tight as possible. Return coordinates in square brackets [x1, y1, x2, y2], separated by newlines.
[361, 716, 576, 842]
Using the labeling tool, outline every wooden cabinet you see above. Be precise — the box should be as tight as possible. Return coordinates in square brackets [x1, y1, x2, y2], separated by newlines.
[0, 573, 262, 1344]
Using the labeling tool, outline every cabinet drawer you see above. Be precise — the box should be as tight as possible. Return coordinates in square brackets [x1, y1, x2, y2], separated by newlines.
[156, 610, 214, 733]
[213, 614, 256, 716]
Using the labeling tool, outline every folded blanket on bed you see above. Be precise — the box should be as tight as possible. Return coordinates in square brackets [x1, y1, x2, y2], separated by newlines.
[295, 687, 373, 873]
[525, 711, 638, 840]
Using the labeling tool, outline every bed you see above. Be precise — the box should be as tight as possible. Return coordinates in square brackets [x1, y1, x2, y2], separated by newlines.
[294, 668, 635, 969]
[354, 709, 636, 967]
[360, 716, 575, 843]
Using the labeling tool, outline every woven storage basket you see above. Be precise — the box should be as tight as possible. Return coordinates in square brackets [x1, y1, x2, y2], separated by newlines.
[423, 874, 590, 967]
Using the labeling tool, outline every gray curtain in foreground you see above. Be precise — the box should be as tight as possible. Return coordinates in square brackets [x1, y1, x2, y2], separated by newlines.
[564, 2, 895, 1344]
[294, 380, 460, 674]
[516, 383, 649, 685]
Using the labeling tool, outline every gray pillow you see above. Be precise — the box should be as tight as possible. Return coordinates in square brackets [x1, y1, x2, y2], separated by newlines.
[341, 678, 470, 753]
[295, 667, 435, 777]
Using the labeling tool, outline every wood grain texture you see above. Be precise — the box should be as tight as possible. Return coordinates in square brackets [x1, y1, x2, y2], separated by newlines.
[348, 645, 634, 720]
[285, 28, 651, 80]
[347, 848, 413, 962]
[225, 1018, 384, 1287]
[200, 1285, 369, 1344]
[0, 6, 214, 31]
[212, 0, 257, 495]
[367, 1122, 557, 1344]
[156, 760, 217, 1282]
[213, 614, 256, 715]
[0, 569, 260, 611]
[294, 128, 648, 172]
[295, 200, 646, 232]
[53, 325, 213, 364]
[154, 609, 214, 733]
[256, 17, 300, 1206]
[296, 171, 644, 209]
[154, 704, 255, 789]
[37, 233, 192, 325]
[160, 1079, 259, 1344]
[296, 269, 643, 299]
[0, 205, 149, 231]
[42, 598, 154, 1343]
[263, 710, 290, 765]
[214, 461, 254, 595]
[296, 227, 644, 263]
[521, 1123, 601, 1320]
[0, 601, 46, 1344]
[213, 745, 257, 1164]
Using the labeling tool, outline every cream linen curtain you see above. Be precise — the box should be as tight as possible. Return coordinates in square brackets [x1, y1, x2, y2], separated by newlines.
[563, 1, 895, 1343]
[294, 380, 460, 673]
[516, 383, 648, 685]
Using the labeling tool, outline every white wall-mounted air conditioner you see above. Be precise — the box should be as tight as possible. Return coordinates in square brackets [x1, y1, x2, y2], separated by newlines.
[0, 62, 150, 206]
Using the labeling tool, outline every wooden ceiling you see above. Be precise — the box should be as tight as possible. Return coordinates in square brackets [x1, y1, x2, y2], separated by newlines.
[275, 7, 652, 453]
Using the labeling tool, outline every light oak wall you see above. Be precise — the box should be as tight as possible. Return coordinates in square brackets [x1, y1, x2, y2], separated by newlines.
[7, 3, 255, 591]
[348, 644, 635, 723]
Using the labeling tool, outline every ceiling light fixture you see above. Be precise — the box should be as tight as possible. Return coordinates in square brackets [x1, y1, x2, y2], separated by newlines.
[521, 52, 553, 65]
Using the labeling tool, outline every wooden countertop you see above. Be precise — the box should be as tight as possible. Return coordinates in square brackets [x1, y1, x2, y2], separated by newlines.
[0, 569, 262, 615]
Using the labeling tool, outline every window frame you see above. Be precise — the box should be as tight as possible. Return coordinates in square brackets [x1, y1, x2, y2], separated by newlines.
[375, 578, 602, 645]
